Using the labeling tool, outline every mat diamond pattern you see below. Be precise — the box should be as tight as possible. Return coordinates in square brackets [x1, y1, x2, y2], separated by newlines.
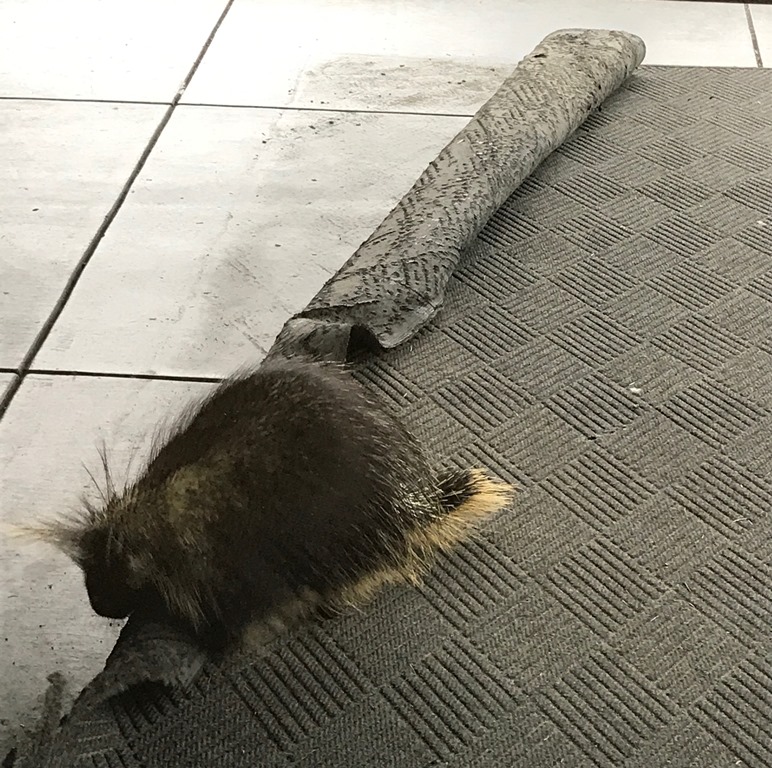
[347, 65, 772, 767]
[32, 66, 772, 768]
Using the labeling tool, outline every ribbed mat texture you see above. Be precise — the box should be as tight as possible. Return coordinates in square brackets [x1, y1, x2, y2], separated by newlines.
[24, 65, 772, 767]
[344, 66, 772, 768]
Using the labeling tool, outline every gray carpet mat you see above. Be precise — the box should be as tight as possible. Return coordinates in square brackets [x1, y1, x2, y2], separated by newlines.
[14, 63, 772, 766]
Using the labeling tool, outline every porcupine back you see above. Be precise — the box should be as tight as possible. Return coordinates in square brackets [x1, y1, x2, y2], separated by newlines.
[82, 356, 513, 649]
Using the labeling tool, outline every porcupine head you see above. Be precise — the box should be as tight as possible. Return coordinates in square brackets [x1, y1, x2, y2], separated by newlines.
[10, 358, 515, 650]
[8, 464, 161, 622]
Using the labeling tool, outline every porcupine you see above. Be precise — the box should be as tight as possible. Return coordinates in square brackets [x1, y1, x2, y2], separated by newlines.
[23, 355, 513, 651]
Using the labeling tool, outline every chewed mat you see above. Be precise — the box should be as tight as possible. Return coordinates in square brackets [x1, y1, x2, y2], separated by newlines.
[9, 35, 772, 768]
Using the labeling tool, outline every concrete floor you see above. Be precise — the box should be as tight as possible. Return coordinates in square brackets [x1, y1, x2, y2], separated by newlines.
[1, 0, 770, 752]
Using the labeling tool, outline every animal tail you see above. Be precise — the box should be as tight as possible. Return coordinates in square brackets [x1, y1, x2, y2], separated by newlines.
[437, 467, 514, 517]
[402, 466, 515, 559]
[321, 467, 514, 612]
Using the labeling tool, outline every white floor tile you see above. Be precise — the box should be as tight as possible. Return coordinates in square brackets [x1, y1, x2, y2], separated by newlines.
[0, 101, 165, 368]
[0, 0, 228, 101]
[0, 374, 213, 753]
[750, 4, 772, 66]
[35, 106, 467, 378]
[183, 0, 757, 113]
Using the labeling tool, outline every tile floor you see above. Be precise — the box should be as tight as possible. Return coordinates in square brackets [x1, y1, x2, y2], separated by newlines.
[0, 0, 769, 753]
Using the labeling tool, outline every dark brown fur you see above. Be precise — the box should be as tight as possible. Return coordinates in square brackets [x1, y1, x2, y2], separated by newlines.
[27, 356, 513, 651]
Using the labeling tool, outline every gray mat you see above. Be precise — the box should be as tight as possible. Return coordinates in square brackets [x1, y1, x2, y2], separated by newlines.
[11, 28, 647, 767]
[16, 65, 772, 766]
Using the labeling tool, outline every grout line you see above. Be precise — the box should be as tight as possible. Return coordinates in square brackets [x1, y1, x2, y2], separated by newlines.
[179, 101, 476, 119]
[0, 95, 170, 107]
[0, 94, 476, 120]
[26, 369, 224, 384]
[0, 369, 221, 414]
[745, 4, 764, 68]
[0, 374, 22, 412]
[0, 0, 236, 422]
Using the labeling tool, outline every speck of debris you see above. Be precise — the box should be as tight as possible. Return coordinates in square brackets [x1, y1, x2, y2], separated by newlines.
[274, 244, 281, 248]
[32, 207, 39, 212]
[629, 386, 643, 395]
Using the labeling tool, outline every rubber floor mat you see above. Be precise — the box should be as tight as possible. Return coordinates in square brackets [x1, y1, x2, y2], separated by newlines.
[16, 63, 772, 768]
